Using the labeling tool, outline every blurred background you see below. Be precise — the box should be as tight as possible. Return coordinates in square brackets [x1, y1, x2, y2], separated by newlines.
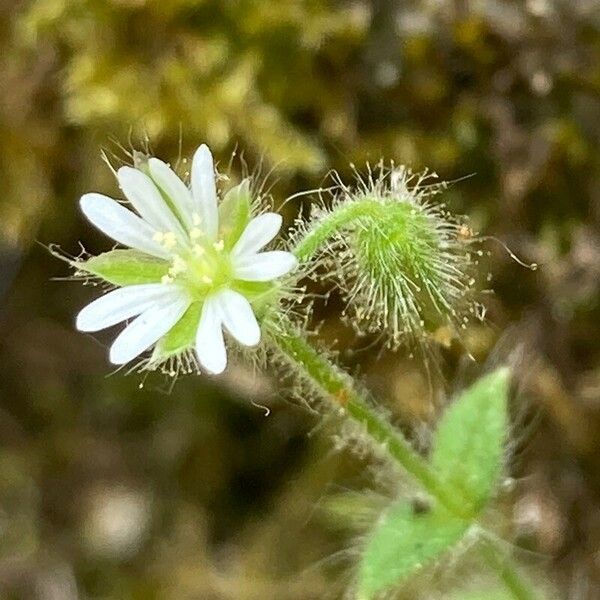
[1, 0, 600, 598]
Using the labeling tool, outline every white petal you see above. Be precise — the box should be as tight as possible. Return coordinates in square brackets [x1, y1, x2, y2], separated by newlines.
[195, 296, 227, 374]
[215, 289, 260, 346]
[76, 283, 183, 332]
[191, 144, 218, 240]
[118, 166, 186, 237]
[231, 213, 283, 257]
[147, 158, 194, 227]
[109, 294, 191, 365]
[233, 251, 298, 282]
[80, 193, 169, 259]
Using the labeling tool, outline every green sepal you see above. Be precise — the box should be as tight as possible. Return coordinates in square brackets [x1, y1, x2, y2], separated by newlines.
[430, 368, 510, 513]
[232, 280, 278, 319]
[152, 302, 202, 361]
[75, 250, 170, 286]
[232, 279, 273, 300]
[219, 179, 252, 249]
[357, 501, 469, 599]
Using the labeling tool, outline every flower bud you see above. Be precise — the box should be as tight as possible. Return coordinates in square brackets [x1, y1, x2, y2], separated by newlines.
[306, 166, 481, 348]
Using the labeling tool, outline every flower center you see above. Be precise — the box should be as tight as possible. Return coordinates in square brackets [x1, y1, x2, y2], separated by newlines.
[154, 228, 233, 300]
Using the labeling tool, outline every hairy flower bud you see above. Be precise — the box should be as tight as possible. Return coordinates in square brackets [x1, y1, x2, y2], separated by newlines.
[293, 165, 482, 349]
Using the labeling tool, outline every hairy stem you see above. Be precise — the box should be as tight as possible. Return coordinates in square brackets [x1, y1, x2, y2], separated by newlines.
[293, 198, 383, 263]
[272, 326, 468, 517]
[270, 325, 538, 600]
[481, 540, 537, 600]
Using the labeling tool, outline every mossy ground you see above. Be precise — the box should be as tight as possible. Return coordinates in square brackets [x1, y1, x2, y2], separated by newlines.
[0, 1, 599, 598]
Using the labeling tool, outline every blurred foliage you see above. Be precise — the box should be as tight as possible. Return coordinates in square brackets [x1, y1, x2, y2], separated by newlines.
[1, 0, 600, 598]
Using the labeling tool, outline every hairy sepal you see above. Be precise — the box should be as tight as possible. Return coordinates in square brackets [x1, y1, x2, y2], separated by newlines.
[219, 179, 252, 249]
[75, 249, 170, 286]
[151, 302, 202, 362]
[292, 166, 480, 350]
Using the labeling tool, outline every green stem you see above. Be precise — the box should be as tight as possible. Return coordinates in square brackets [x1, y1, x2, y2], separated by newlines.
[272, 328, 469, 517]
[481, 540, 537, 600]
[270, 325, 538, 600]
[293, 198, 382, 263]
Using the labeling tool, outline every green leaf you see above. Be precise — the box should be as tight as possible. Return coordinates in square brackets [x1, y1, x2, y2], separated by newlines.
[358, 501, 469, 599]
[152, 302, 202, 361]
[76, 250, 170, 286]
[430, 368, 510, 513]
[219, 179, 251, 248]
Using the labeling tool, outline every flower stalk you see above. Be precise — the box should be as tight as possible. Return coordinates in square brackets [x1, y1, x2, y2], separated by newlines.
[270, 325, 537, 600]
[271, 326, 469, 518]
[481, 539, 538, 600]
[293, 197, 384, 263]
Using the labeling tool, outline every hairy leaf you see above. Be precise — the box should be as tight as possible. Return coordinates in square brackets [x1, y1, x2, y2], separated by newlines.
[358, 501, 469, 599]
[431, 368, 510, 513]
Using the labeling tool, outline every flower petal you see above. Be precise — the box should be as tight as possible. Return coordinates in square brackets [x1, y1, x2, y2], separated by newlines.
[231, 213, 283, 257]
[195, 296, 227, 374]
[76, 283, 183, 332]
[191, 144, 218, 240]
[232, 251, 298, 282]
[215, 289, 260, 346]
[118, 166, 186, 237]
[147, 158, 194, 227]
[109, 294, 191, 365]
[80, 193, 170, 259]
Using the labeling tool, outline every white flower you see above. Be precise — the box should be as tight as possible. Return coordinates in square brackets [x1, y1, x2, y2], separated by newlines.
[76, 144, 297, 374]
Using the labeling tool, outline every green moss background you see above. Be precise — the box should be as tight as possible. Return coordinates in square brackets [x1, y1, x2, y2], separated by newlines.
[1, 1, 599, 598]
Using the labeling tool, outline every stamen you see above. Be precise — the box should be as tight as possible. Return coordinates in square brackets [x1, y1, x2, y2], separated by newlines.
[190, 227, 203, 241]
[172, 255, 186, 272]
[168, 255, 187, 278]
[213, 240, 225, 252]
[161, 274, 173, 285]
[162, 232, 177, 249]
[192, 213, 202, 226]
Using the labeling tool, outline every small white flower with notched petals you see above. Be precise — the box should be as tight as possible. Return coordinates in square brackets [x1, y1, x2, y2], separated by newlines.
[75, 144, 297, 374]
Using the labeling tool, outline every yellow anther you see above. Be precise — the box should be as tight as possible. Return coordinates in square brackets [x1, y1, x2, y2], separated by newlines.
[192, 213, 202, 226]
[190, 227, 203, 241]
[152, 231, 165, 243]
[213, 240, 225, 252]
[171, 255, 186, 272]
[161, 274, 173, 285]
[193, 244, 205, 256]
[162, 231, 177, 249]
[167, 256, 187, 280]
[201, 275, 213, 284]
